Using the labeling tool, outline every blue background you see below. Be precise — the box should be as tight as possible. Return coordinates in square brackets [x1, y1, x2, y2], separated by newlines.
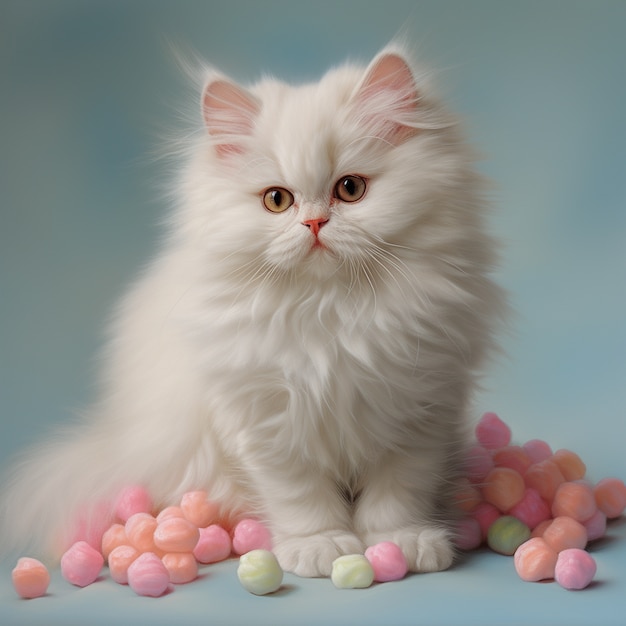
[1, 1, 625, 624]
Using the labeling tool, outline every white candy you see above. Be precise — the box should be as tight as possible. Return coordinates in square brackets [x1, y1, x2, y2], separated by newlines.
[331, 554, 374, 589]
[237, 549, 283, 595]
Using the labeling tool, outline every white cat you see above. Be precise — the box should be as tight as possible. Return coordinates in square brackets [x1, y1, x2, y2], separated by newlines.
[1, 44, 505, 577]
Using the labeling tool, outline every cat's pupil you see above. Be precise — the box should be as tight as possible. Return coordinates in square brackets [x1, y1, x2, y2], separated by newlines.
[342, 178, 356, 196]
[272, 190, 283, 206]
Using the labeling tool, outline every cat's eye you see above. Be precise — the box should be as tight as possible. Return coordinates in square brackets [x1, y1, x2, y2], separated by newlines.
[334, 175, 367, 203]
[262, 187, 295, 213]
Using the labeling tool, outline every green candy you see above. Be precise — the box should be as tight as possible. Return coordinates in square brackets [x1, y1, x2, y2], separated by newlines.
[331, 554, 374, 589]
[487, 516, 531, 555]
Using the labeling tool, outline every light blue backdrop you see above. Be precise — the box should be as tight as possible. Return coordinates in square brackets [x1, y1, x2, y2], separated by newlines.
[1, 2, 625, 624]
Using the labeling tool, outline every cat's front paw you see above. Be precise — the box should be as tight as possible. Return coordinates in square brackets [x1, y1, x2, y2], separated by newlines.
[273, 531, 365, 577]
[365, 526, 454, 573]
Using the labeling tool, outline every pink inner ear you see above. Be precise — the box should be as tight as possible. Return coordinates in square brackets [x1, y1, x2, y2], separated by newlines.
[202, 79, 259, 156]
[355, 52, 419, 144]
[363, 54, 417, 106]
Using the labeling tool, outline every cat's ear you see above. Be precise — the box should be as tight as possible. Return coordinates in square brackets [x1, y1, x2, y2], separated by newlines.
[352, 51, 419, 145]
[202, 78, 260, 158]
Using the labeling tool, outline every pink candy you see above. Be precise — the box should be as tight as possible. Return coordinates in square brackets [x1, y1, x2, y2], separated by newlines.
[232, 518, 273, 555]
[60, 541, 104, 587]
[475, 412, 511, 449]
[554, 549, 597, 590]
[114, 484, 153, 522]
[364, 541, 409, 582]
[127, 552, 170, 597]
[194, 524, 233, 564]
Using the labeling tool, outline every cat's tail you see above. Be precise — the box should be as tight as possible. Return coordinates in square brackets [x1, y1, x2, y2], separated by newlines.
[0, 421, 116, 562]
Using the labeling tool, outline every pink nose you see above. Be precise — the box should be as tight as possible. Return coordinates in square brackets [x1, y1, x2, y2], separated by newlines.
[302, 217, 329, 237]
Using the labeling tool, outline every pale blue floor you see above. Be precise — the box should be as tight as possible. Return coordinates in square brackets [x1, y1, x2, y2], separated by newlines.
[2, 2, 625, 624]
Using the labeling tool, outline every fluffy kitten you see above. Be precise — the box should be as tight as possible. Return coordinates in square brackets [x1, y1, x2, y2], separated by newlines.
[1, 45, 505, 577]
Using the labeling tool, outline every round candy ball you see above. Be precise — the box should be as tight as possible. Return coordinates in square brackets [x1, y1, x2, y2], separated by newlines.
[127, 552, 171, 597]
[513, 538, 557, 582]
[12, 557, 50, 599]
[331, 554, 374, 589]
[60, 541, 104, 587]
[232, 519, 272, 555]
[487, 516, 531, 555]
[237, 549, 283, 595]
[554, 548, 597, 590]
[364, 542, 408, 582]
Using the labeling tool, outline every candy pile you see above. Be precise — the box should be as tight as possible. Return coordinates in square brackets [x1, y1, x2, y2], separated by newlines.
[456, 412, 626, 590]
[11, 412, 625, 599]
[12, 486, 273, 599]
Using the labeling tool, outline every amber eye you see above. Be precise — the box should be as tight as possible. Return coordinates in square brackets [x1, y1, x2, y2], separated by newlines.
[262, 187, 295, 213]
[334, 175, 367, 203]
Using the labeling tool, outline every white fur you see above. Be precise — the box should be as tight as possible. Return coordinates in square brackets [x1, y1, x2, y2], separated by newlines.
[1, 46, 505, 577]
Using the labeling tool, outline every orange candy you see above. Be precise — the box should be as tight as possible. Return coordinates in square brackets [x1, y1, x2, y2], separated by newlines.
[125, 513, 161, 555]
[108, 545, 140, 584]
[12, 557, 51, 599]
[482, 467, 525, 512]
[101, 523, 128, 561]
[513, 537, 558, 582]
[551, 449, 586, 481]
[524, 460, 565, 502]
[542, 516, 587, 553]
[594, 477, 626, 519]
[551, 481, 596, 522]
[161, 552, 198, 584]
[180, 490, 220, 528]
[492, 446, 532, 476]
[153, 517, 200, 553]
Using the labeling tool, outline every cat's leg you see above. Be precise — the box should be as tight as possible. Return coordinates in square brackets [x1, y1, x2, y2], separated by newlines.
[256, 466, 364, 577]
[353, 451, 455, 573]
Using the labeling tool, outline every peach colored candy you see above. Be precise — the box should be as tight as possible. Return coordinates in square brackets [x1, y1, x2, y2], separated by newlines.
[114, 485, 153, 523]
[156, 506, 185, 523]
[522, 439, 553, 464]
[61, 541, 104, 587]
[531, 519, 552, 539]
[232, 519, 273, 555]
[509, 488, 551, 530]
[464, 445, 494, 483]
[12, 557, 50, 599]
[125, 513, 161, 554]
[554, 548, 596, 590]
[455, 478, 482, 513]
[108, 545, 140, 584]
[364, 541, 409, 582]
[513, 537, 558, 582]
[542, 516, 587, 553]
[161, 552, 198, 584]
[153, 517, 200, 553]
[583, 510, 607, 542]
[552, 481, 597, 522]
[101, 523, 128, 561]
[455, 517, 482, 550]
[194, 524, 232, 564]
[524, 460, 565, 502]
[594, 477, 626, 519]
[551, 449, 586, 482]
[180, 490, 220, 528]
[471, 502, 501, 540]
[492, 446, 532, 476]
[482, 467, 525, 512]
[475, 412, 511, 450]
[127, 552, 170, 597]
